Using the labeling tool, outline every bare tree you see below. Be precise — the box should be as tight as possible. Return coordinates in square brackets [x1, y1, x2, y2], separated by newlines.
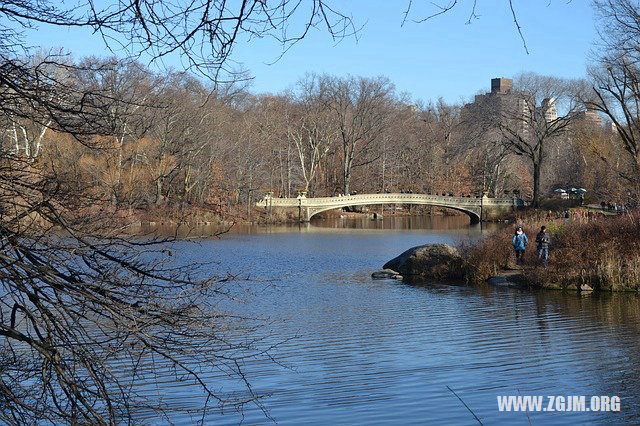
[589, 63, 640, 200]
[0, 1, 355, 80]
[323, 75, 395, 194]
[473, 73, 586, 206]
[74, 58, 156, 205]
[288, 75, 338, 192]
[0, 153, 283, 424]
[0, 1, 356, 423]
[0, 52, 74, 159]
[590, 0, 640, 201]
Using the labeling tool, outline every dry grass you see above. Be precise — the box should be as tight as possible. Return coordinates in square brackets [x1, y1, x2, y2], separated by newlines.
[463, 212, 640, 291]
[110, 205, 227, 225]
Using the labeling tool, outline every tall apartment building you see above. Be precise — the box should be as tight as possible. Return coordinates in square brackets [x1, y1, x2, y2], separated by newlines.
[468, 77, 518, 104]
[541, 98, 557, 122]
[462, 77, 532, 134]
[491, 77, 513, 95]
[574, 108, 602, 129]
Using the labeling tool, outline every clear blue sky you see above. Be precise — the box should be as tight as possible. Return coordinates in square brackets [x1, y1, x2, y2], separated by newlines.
[26, 1, 597, 104]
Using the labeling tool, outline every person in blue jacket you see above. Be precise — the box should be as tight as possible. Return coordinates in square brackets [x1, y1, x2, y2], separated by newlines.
[512, 226, 528, 264]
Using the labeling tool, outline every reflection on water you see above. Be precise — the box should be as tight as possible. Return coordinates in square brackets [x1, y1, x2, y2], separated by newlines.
[137, 214, 507, 237]
[130, 217, 639, 424]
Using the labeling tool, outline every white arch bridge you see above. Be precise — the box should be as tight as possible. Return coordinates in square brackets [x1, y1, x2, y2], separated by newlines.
[256, 192, 525, 223]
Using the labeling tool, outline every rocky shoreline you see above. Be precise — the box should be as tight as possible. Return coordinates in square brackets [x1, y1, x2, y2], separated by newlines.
[374, 243, 638, 292]
[484, 268, 601, 292]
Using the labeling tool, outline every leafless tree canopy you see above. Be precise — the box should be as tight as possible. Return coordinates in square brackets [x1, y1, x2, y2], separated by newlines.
[0, 58, 278, 422]
[460, 73, 589, 206]
[0, 1, 354, 424]
[0, 155, 275, 423]
[0, 1, 355, 79]
[591, 0, 640, 197]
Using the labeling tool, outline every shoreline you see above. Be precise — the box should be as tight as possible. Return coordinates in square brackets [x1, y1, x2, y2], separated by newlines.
[377, 211, 640, 293]
[462, 210, 640, 293]
[485, 268, 640, 293]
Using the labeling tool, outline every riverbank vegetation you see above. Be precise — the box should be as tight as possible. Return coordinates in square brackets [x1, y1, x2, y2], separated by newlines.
[463, 212, 640, 291]
[9, 0, 640, 225]
[8, 59, 637, 224]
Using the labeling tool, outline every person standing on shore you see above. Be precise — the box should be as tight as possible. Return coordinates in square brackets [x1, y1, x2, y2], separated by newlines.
[512, 226, 528, 264]
[536, 226, 550, 268]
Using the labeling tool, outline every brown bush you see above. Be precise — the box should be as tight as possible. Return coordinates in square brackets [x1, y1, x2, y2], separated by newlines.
[463, 212, 640, 291]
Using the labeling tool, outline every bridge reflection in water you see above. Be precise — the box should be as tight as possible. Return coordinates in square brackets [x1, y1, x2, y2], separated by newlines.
[257, 192, 525, 223]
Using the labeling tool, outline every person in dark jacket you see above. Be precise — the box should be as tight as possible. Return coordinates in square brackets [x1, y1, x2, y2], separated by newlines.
[512, 226, 528, 264]
[535, 226, 550, 268]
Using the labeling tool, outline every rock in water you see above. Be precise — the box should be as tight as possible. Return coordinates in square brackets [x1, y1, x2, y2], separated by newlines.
[580, 284, 594, 292]
[383, 244, 464, 279]
[487, 271, 524, 288]
[371, 269, 403, 280]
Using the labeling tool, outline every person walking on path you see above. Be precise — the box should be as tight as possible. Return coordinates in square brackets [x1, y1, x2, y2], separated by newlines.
[536, 226, 550, 268]
[512, 226, 528, 264]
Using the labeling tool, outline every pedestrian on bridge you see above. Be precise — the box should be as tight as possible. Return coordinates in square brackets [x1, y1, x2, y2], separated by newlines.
[512, 226, 528, 264]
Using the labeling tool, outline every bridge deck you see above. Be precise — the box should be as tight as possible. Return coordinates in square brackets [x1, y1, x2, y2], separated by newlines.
[257, 193, 522, 223]
[257, 193, 515, 207]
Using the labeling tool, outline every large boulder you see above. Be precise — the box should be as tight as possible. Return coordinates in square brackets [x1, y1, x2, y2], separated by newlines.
[383, 244, 464, 279]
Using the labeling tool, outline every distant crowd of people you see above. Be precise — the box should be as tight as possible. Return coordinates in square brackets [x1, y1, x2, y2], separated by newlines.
[600, 201, 626, 213]
[553, 209, 606, 223]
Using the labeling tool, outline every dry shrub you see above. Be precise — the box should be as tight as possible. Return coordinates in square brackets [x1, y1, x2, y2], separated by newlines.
[463, 212, 640, 291]
[461, 218, 550, 283]
[460, 236, 511, 283]
[133, 204, 225, 224]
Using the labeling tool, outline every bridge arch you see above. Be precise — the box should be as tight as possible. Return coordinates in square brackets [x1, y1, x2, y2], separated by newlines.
[305, 201, 481, 224]
[255, 193, 519, 224]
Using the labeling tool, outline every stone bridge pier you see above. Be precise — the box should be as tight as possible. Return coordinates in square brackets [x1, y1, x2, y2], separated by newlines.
[257, 192, 525, 224]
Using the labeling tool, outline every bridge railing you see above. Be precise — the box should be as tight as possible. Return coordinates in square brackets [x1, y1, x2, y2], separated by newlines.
[256, 193, 520, 207]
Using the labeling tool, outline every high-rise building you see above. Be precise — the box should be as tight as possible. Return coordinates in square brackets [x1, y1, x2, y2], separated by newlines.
[461, 77, 531, 135]
[541, 98, 557, 122]
[574, 109, 602, 129]
[491, 77, 513, 95]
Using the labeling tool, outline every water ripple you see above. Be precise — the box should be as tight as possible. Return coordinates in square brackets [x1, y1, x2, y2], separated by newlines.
[124, 226, 640, 424]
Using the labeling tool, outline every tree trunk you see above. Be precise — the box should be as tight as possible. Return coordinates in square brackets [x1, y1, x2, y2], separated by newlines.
[287, 154, 292, 197]
[112, 134, 125, 206]
[532, 159, 542, 208]
[183, 163, 192, 203]
[155, 177, 164, 204]
[343, 169, 351, 195]
[343, 146, 353, 195]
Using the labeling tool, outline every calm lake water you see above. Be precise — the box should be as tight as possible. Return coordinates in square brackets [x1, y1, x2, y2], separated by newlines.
[139, 216, 640, 425]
